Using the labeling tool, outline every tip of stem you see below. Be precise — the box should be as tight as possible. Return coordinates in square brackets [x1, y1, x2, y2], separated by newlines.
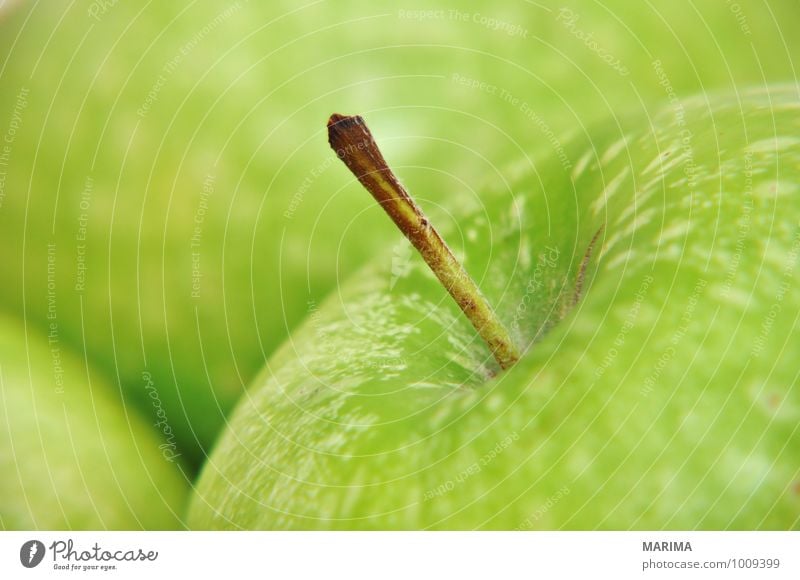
[327, 113, 364, 133]
[327, 113, 377, 170]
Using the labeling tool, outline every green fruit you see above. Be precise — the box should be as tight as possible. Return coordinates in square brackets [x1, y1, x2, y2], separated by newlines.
[1, 1, 797, 464]
[189, 85, 800, 529]
[0, 312, 187, 529]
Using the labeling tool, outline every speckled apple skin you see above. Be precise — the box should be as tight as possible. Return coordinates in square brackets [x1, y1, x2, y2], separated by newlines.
[199, 86, 799, 529]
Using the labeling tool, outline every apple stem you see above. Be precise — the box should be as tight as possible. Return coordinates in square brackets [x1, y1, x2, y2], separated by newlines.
[327, 113, 520, 370]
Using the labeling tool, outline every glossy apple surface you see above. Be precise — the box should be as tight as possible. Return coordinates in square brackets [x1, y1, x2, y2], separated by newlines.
[0, 313, 187, 529]
[189, 86, 800, 529]
[1, 1, 797, 464]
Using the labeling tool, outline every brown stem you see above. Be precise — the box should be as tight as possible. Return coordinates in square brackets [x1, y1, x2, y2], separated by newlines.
[327, 113, 520, 369]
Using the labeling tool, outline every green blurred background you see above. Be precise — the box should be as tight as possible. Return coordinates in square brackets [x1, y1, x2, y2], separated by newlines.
[0, 0, 797, 528]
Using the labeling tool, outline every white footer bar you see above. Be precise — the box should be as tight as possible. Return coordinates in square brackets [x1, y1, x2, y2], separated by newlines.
[1, 531, 796, 579]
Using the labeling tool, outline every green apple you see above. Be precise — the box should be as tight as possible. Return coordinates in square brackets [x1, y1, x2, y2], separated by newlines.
[1, 1, 798, 465]
[0, 311, 187, 529]
[189, 85, 800, 529]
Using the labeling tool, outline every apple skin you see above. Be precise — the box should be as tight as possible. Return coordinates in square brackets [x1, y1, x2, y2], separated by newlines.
[188, 85, 800, 529]
[0, 312, 188, 529]
[1, 1, 798, 465]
